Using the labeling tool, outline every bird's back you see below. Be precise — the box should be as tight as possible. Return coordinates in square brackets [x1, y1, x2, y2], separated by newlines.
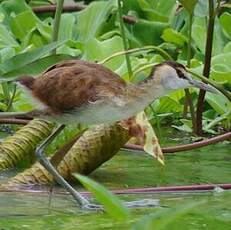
[18, 60, 127, 115]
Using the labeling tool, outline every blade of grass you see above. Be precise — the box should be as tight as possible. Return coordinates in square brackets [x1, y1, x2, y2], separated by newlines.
[74, 173, 130, 220]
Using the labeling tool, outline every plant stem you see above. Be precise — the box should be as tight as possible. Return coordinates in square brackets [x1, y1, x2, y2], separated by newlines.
[99, 46, 173, 64]
[1, 82, 10, 109]
[125, 131, 231, 153]
[51, 0, 64, 55]
[196, 0, 215, 135]
[6, 84, 16, 112]
[117, 0, 133, 79]
[185, 13, 196, 134]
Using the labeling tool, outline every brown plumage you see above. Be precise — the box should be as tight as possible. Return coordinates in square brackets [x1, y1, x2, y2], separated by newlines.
[18, 60, 127, 115]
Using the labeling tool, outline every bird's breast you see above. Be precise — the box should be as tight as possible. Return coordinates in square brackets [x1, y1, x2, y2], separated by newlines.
[46, 100, 146, 125]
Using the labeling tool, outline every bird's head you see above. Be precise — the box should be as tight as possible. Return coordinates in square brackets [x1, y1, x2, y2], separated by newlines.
[150, 61, 216, 93]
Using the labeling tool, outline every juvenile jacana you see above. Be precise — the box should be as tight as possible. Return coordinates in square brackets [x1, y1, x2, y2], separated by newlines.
[1, 60, 216, 209]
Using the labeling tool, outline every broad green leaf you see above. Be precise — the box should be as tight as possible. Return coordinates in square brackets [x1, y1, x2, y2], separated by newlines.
[11, 10, 38, 40]
[224, 42, 231, 53]
[211, 52, 231, 83]
[138, 0, 176, 22]
[178, 0, 198, 14]
[0, 41, 65, 74]
[192, 17, 225, 55]
[205, 111, 231, 130]
[161, 28, 187, 46]
[21, 28, 49, 49]
[83, 36, 124, 71]
[0, 47, 15, 62]
[75, 1, 117, 42]
[194, 0, 208, 17]
[0, 54, 73, 80]
[74, 174, 129, 220]
[126, 19, 168, 47]
[0, 24, 18, 48]
[205, 93, 231, 115]
[151, 96, 183, 114]
[133, 201, 205, 230]
[220, 12, 231, 39]
[1, 0, 31, 15]
[58, 14, 76, 41]
[172, 119, 193, 133]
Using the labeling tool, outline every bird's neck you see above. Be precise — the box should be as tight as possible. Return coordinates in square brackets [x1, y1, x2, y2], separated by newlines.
[122, 77, 167, 116]
[138, 78, 166, 101]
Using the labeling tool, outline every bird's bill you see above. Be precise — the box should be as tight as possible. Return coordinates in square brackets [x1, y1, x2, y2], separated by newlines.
[189, 79, 217, 93]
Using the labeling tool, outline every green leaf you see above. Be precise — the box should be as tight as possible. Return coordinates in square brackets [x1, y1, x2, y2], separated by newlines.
[194, 0, 208, 17]
[58, 14, 76, 41]
[133, 201, 205, 230]
[152, 95, 183, 114]
[75, 1, 117, 42]
[192, 17, 225, 55]
[74, 174, 129, 220]
[83, 36, 125, 71]
[0, 41, 65, 75]
[1, 54, 73, 80]
[220, 12, 231, 39]
[0, 47, 15, 62]
[1, 0, 31, 15]
[138, 0, 176, 22]
[205, 93, 231, 115]
[178, 0, 198, 14]
[172, 119, 193, 133]
[126, 19, 168, 47]
[0, 24, 18, 48]
[161, 28, 187, 46]
[11, 10, 38, 40]
[211, 52, 231, 83]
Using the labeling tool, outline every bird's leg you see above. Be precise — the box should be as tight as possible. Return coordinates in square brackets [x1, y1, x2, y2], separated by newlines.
[35, 124, 95, 209]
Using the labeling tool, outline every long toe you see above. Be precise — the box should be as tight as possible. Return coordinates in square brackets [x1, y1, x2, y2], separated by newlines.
[124, 199, 159, 208]
[82, 203, 104, 211]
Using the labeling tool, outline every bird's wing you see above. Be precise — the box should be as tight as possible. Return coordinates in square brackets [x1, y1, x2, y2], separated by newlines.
[29, 60, 126, 113]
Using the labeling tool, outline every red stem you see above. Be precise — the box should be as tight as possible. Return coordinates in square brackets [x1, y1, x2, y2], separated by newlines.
[2, 183, 231, 194]
[32, 4, 137, 24]
[125, 132, 231, 153]
[0, 118, 230, 153]
[196, 0, 215, 135]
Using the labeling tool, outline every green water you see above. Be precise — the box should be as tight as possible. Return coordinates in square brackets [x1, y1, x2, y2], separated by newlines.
[0, 142, 230, 229]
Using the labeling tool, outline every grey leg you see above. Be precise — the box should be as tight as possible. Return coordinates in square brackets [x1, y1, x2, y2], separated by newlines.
[35, 124, 91, 208]
[36, 125, 158, 210]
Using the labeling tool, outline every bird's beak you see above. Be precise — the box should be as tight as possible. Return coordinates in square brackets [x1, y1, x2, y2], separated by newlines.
[185, 72, 217, 93]
[189, 79, 218, 93]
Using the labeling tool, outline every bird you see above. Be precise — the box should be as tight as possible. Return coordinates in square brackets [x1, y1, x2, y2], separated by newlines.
[0, 60, 216, 209]
[8, 60, 215, 124]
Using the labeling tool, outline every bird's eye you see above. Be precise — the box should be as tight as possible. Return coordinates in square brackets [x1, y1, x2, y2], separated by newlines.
[176, 68, 187, 79]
